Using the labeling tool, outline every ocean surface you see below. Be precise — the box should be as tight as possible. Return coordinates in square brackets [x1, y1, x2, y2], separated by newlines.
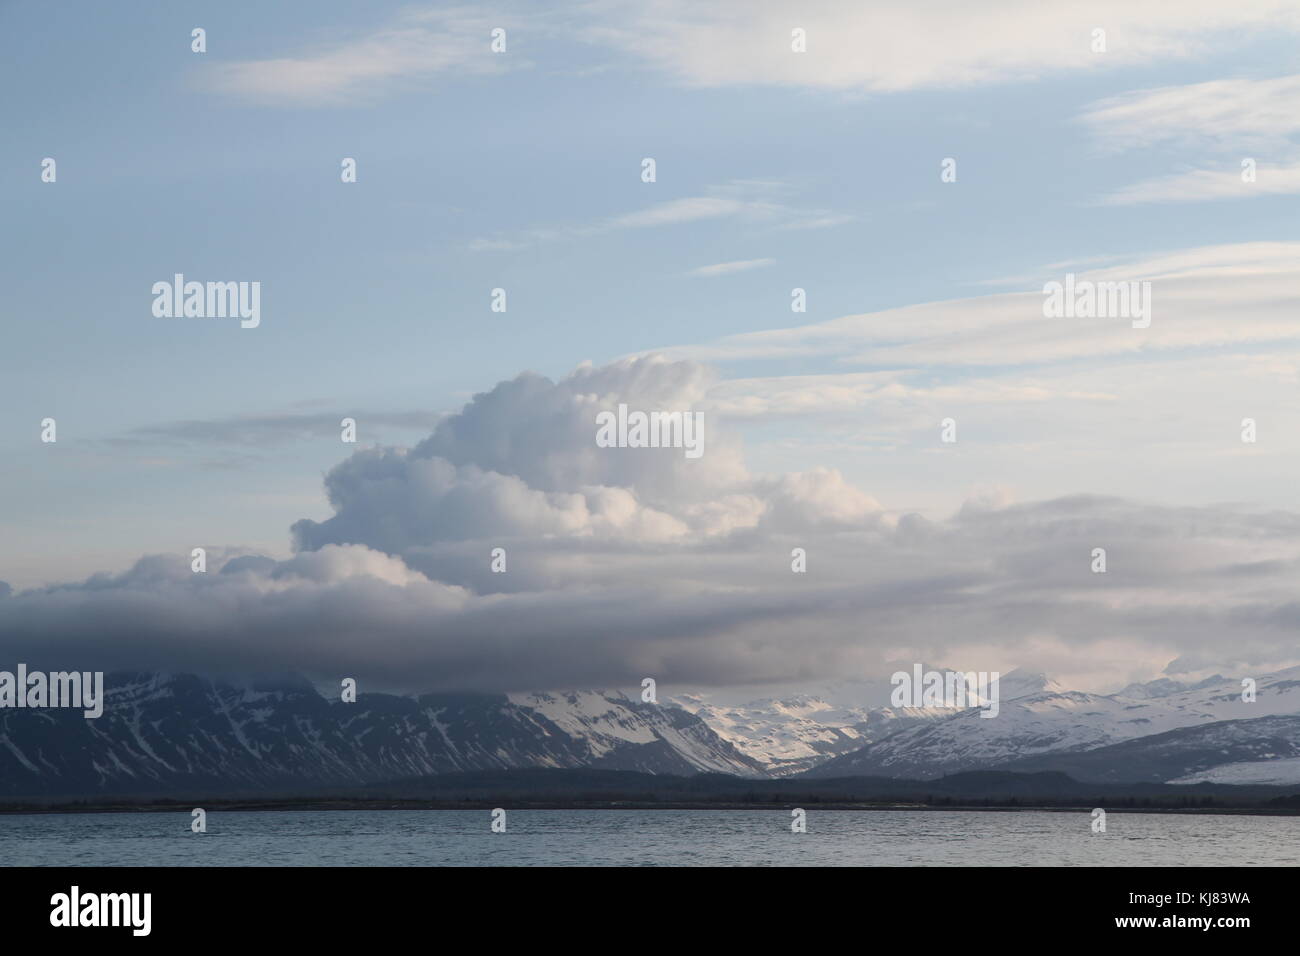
[2, 808, 1296, 866]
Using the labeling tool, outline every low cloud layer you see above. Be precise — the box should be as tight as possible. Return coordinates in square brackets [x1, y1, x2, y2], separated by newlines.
[3, 356, 1298, 694]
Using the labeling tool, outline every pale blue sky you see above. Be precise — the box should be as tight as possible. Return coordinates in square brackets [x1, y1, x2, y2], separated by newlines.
[3, 0, 1299, 605]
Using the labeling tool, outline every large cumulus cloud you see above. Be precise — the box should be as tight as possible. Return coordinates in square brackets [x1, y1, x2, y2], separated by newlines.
[291, 357, 753, 558]
[287, 356, 883, 590]
[2, 356, 1299, 693]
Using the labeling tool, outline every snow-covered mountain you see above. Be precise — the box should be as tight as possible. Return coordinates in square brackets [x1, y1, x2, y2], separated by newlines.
[505, 690, 761, 776]
[0, 673, 761, 798]
[675, 667, 1061, 775]
[5, 666, 1297, 797]
[673, 693, 969, 775]
[1115, 674, 1226, 699]
[805, 666, 1300, 782]
[993, 671, 1064, 700]
[1004, 714, 1300, 784]
[675, 694, 867, 775]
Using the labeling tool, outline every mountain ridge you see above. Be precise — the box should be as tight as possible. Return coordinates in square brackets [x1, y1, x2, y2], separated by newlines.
[5, 665, 1300, 797]
[802, 666, 1300, 782]
[0, 671, 761, 798]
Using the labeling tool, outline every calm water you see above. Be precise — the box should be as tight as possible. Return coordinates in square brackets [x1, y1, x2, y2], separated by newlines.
[1, 809, 1296, 866]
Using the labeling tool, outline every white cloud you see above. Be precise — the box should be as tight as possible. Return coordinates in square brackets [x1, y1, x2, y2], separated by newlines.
[201, 7, 514, 105]
[200, 2, 1300, 106]
[8, 354, 1300, 692]
[1098, 162, 1300, 205]
[1079, 74, 1300, 203]
[634, 241, 1300, 524]
[584, 0, 1300, 92]
[686, 258, 775, 278]
[654, 242, 1300, 367]
[1080, 74, 1300, 152]
[469, 181, 849, 250]
[705, 371, 1115, 419]
[9, 479, 1300, 693]
[611, 196, 752, 228]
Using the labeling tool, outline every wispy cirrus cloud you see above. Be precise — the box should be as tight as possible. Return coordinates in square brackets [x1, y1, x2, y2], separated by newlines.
[197, 1, 1300, 107]
[655, 242, 1300, 368]
[1080, 74, 1300, 204]
[1097, 162, 1300, 205]
[199, 7, 519, 106]
[469, 180, 850, 251]
[640, 241, 1300, 524]
[108, 410, 444, 450]
[584, 0, 1300, 92]
[686, 258, 775, 278]
[1080, 74, 1300, 152]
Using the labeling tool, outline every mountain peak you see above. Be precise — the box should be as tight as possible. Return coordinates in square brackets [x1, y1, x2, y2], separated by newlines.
[993, 669, 1063, 700]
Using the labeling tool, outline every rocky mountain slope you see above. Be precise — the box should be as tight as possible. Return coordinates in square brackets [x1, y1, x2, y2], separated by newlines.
[0, 673, 762, 798]
[804, 666, 1300, 782]
[5, 665, 1298, 797]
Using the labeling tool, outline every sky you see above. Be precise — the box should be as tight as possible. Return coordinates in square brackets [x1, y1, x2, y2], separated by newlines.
[2, 0, 1299, 696]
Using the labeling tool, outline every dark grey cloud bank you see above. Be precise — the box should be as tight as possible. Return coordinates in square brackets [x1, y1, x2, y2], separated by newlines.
[2, 357, 1298, 693]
